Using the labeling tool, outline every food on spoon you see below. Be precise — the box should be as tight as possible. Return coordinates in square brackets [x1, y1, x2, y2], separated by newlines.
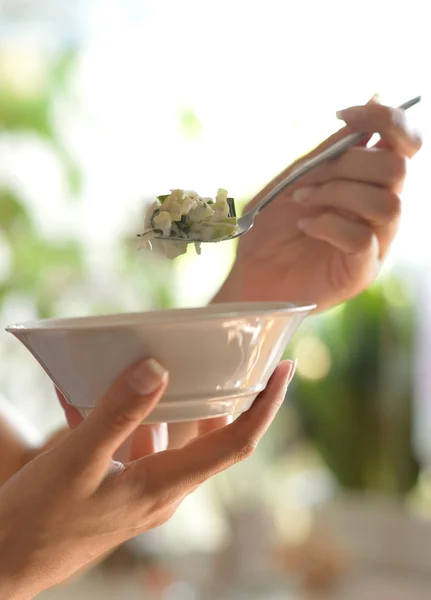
[139, 189, 238, 259]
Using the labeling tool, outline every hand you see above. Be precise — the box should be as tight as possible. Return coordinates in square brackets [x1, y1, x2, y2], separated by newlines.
[218, 100, 422, 311]
[58, 378, 233, 460]
[0, 358, 295, 600]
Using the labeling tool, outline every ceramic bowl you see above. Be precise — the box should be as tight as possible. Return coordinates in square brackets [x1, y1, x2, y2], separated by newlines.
[6, 302, 314, 423]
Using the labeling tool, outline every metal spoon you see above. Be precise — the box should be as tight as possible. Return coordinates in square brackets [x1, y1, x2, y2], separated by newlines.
[140, 95, 421, 244]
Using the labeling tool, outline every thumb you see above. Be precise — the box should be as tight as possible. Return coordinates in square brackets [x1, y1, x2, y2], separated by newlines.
[65, 358, 168, 474]
[306, 94, 379, 158]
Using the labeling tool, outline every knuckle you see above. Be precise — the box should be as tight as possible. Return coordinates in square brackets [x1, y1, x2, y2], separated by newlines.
[413, 130, 424, 151]
[372, 104, 404, 130]
[150, 505, 178, 529]
[223, 426, 258, 463]
[384, 152, 407, 187]
[100, 403, 139, 433]
[149, 489, 177, 513]
[355, 228, 375, 253]
[382, 192, 402, 222]
[151, 513, 170, 529]
[130, 466, 179, 512]
[236, 439, 258, 462]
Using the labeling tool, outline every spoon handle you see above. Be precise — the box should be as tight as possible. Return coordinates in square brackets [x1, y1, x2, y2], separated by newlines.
[254, 95, 421, 215]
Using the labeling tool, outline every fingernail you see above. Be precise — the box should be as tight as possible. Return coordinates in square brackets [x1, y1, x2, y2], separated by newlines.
[281, 360, 297, 397]
[151, 423, 168, 453]
[128, 358, 168, 395]
[336, 106, 366, 121]
[292, 186, 315, 205]
[286, 359, 297, 385]
[297, 217, 314, 231]
[368, 93, 380, 104]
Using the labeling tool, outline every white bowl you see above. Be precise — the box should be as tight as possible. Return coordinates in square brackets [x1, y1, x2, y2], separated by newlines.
[6, 302, 314, 423]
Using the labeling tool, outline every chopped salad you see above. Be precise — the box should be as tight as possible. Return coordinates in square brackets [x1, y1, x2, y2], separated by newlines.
[139, 189, 238, 259]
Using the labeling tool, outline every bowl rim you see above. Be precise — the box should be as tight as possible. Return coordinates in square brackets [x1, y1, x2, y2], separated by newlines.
[5, 301, 316, 332]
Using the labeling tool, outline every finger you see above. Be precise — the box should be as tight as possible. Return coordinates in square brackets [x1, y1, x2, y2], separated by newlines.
[297, 214, 381, 288]
[301, 95, 378, 160]
[198, 416, 232, 436]
[63, 358, 168, 474]
[295, 95, 379, 162]
[297, 213, 380, 256]
[129, 424, 169, 460]
[248, 98, 379, 209]
[134, 361, 296, 499]
[293, 181, 401, 229]
[286, 98, 413, 193]
[336, 103, 422, 158]
[286, 126, 372, 188]
[174, 361, 295, 486]
[167, 421, 197, 449]
[113, 436, 133, 462]
[56, 388, 83, 429]
[298, 146, 408, 194]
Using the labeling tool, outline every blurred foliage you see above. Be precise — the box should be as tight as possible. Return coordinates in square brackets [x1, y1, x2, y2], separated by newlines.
[290, 276, 420, 496]
[118, 236, 177, 310]
[0, 45, 86, 319]
[0, 42, 176, 324]
[178, 106, 202, 139]
[0, 48, 82, 194]
[0, 186, 84, 317]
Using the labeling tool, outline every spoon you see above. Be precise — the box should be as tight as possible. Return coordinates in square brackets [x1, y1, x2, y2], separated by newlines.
[140, 95, 421, 244]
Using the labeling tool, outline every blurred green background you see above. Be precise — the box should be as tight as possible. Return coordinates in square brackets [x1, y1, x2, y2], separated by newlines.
[1, 1, 430, 597]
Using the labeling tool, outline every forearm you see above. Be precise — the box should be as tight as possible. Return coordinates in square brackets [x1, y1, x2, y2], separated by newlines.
[0, 394, 70, 486]
[0, 395, 40, 486]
